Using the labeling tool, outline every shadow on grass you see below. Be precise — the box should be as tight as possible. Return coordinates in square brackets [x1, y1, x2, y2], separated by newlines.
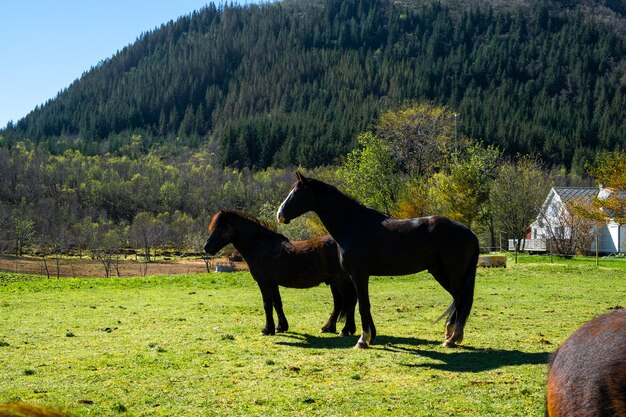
[397, 345, 550, 372]
[276, 332, 439, 350]
[276, 332, 549, 372]
[275, 332, 357, 349]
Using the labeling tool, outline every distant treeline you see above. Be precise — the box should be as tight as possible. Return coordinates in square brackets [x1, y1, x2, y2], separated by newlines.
[1, 0, 625, 172]
[0, 133, 590, 259]
[0, 145, 307, 259]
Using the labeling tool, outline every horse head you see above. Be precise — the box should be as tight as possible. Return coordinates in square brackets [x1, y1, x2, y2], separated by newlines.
[276, 171, 315, 224]
[204, 211, 234, 255]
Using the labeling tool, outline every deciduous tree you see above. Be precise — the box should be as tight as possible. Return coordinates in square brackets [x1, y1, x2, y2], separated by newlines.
[129, 212, 162, 262]
[490, 155, 551, 262]
[375, 103, 456, 177]
[339, 131, 402, 216]
[79, 218, 126, 278]
[587, 150, 626, 224]
[428, 142, 500, 231]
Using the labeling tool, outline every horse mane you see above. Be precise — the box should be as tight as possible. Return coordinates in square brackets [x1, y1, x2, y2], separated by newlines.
[210, 210, 288, 241]
[307, 177, 387, 219]
[208, 211, 221, 234]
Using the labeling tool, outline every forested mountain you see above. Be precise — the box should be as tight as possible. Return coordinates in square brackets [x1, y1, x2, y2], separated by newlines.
[2, 0, 625, 170]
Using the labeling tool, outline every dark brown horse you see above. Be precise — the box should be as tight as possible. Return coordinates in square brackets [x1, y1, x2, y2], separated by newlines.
[204, 210, 356, 336]
[546, 308, 626, 417]
[277, 172, 479, 348]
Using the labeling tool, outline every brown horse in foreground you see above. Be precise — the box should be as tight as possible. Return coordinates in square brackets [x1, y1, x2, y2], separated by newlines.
[0, 402, 71, 416]
[204, 210, 357, 336]
[546, 308, 626, 417]
[277, 172, 479, 348]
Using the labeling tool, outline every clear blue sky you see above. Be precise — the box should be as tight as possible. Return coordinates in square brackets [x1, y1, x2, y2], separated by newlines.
[0, 1, 258, 128]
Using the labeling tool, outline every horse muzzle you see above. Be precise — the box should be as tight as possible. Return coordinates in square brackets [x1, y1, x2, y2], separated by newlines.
[203, 243, 215, 255]
[276, 211, 290, 224]
[204, 235, 217, 255]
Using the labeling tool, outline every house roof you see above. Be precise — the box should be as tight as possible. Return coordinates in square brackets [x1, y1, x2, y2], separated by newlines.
[553, 187, 598, 204]
[531, 187, 600, 229]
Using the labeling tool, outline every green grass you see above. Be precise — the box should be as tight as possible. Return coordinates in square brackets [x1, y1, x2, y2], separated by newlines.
[0, 259, 624, 416]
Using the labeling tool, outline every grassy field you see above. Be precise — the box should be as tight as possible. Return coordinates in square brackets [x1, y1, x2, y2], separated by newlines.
[0, 256, 624, 416]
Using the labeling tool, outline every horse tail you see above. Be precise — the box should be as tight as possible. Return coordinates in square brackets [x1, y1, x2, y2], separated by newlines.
[434, 302, 455, 324]
[453, 240, 479, 332]
[338, 307, 347, 322]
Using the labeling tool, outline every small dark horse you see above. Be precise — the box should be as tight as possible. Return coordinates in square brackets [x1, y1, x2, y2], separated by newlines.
[277, 172, 479, 348]
[204, 210, 357, 336]
[546, 309, 626, 417]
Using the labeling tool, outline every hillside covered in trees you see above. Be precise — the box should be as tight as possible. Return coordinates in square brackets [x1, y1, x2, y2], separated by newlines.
[2, 0, 625, 172]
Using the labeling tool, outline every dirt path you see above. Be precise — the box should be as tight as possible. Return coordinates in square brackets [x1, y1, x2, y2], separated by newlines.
[0, 255, 247, 278]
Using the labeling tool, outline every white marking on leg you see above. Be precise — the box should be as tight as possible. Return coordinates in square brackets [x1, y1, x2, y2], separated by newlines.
[355, 330, 371, 349]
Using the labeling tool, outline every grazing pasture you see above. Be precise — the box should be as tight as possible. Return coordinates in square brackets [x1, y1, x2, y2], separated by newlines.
[0, 258, 624, 416]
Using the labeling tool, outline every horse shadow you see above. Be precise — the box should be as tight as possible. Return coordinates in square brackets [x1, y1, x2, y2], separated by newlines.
[391, 344, 549, 373]
[275, 332, 549, 372]
[275, 332, 438, 350]
[275, 332, 362, 349]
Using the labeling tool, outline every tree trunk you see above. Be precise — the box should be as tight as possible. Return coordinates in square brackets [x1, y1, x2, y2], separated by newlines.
[41, 256, 50, 279]
[488, 215, 496, 251]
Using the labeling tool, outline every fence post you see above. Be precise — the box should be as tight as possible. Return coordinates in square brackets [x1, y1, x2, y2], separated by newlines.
[595, 229, 599, 267]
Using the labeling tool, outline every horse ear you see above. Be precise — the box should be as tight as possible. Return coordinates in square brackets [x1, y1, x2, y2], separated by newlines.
[296, 171, 306, 182]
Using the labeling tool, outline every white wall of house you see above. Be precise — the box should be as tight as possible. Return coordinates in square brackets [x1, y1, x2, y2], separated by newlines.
[602, 221, 626, 252]
[531, 189, 569, 240]
[594, 223, 620, 253]
[514, 187, 624, 254]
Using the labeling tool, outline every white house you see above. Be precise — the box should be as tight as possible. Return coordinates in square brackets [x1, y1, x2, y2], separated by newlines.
[509, 187, 625, 254]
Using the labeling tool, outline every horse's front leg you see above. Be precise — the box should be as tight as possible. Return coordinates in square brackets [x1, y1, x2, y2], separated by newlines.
[272, 285, 289, 333]
[353, 273, 376, 348]
[258, 283, 276, 335]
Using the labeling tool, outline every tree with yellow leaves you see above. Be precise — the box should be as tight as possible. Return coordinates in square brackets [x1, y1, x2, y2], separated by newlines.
[375, 103, 456, 177]
[587, 150, 626, 224]
[428, 142, 501, 231]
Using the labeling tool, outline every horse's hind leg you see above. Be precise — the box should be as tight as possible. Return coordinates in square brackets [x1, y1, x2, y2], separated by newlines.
[322, 280, 357, 335]
[272, 285, 289, 333]
[444, 283, 474, 347]
[340, 281, 357, 336]
[447, 299, 469, 347]
[448, 260, 476, 346]
[430, 268, 464, 347]
[321, 283, 341, 333]
[444, 312, 462, 347]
